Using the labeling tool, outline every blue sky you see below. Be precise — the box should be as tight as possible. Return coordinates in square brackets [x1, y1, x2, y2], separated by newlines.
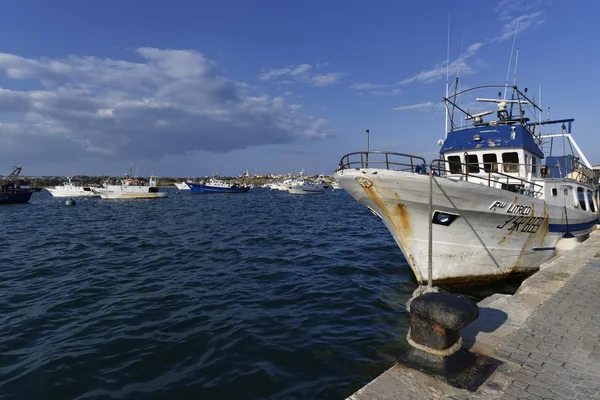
[0, 0, 596, 177]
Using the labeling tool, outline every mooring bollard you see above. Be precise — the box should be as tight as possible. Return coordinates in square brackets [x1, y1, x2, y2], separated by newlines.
[407, 292, 479, 357]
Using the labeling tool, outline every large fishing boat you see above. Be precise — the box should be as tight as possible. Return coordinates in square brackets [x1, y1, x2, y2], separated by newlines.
[335, 84, 598, 285]
[46, 176, 98, 198]
[93, 175, 168, 199]
[0, 166, 35, 204]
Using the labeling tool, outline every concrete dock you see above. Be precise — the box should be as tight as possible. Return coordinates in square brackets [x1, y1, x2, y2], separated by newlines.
[348, 231, 600, 400]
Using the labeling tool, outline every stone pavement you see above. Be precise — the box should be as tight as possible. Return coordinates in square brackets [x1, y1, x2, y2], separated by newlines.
[349, 232, 600, 400]
[446, 255, 600, 400]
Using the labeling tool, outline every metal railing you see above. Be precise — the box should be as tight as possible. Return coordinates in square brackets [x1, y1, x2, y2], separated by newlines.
[430, 159, 545, 198]
[337, 151, 426, 172]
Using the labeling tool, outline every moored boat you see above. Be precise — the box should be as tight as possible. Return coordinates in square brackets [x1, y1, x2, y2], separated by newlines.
[46, 176, 98, 198]
[188, 172, 250, 194]
[0, 166, 35, 204]
[188, 177, 250, 194]
[93, 175, 168, 199]
[288, 176, 325, 195]
[335, 84, 598, 285]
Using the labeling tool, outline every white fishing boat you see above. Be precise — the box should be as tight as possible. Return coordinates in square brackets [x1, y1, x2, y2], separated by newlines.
[174, 182, 190, 190]
[335, 83, 598, 285]
[93, 175, 168, 199]
[288, 171, 325, 195]
[45, 176, 98, 198]
[331, 181, 343, 191]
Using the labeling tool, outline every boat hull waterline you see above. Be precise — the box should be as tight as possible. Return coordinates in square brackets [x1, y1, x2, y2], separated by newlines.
[187, 183, 250, 194]
[0, 191, 34, 204]
[335, 168, 597, 285]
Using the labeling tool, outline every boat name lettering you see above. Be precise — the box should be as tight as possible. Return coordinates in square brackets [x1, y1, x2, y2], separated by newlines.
[496, 216, 545, 233]
[489, 201, 507, 210]
[506, 204, 531, 215]
[491, 201, 531, 215]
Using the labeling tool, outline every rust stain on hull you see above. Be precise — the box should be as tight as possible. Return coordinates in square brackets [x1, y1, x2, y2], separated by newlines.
[359, 180, 419, 280]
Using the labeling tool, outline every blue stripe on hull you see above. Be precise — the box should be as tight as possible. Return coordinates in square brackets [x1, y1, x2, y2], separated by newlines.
[548, 218, 599, 233]
[188, 183, 249, 194]
[531, 247, 556, 251]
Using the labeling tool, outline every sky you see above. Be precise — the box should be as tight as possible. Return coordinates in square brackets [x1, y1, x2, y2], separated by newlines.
[0, 0, 597, 177]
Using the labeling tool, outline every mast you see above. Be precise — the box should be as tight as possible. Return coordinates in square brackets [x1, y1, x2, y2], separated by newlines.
[445, 14, 450, 138]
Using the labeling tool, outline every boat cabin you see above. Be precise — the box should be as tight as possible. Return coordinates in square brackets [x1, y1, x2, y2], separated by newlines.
[440, 89, 598, 212]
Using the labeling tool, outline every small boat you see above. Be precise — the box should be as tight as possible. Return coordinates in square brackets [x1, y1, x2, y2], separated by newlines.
[93, 175, 168, 199]
[174, 182, 190, 190]
[331, 181, 342, 191]
[45, 176, 98, 198]
[188, 177, 250, 194]
[0, 166, 35, 204]
[288, 171, 325, 195]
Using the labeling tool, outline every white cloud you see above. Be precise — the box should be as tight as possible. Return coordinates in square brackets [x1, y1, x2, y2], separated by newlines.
[350, 83, 387, 90]
[393, 101, 437, 112]
[397, 42, 482, 86]
[495, 11, 545, 42]
[493, 0, 548, 42]
[0, 48, 331, 164]
[259, 63, 342, 87]
[349, 83, 401, 96]
[310, 73, 342, 87]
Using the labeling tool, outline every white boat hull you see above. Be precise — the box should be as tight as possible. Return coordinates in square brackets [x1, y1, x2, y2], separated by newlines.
[288, 186, 325, 195]
[174, 182, 190, 190]
[46, 188, 98, 197]
[94, 185, 168, 199]
[335, 168, 598, 285]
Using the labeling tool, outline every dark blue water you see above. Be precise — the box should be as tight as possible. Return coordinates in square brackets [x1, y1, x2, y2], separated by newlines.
[0, 188, 418, 399]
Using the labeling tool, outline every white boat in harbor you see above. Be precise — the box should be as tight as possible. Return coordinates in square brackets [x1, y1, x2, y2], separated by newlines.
[331, 181, 342, 191]
[93, 175, 168, 199]
[45, 177, 98, 198]
[288, 172, 325, 195]
[174, 182, 190, 190]
[335, 83, 599, 285]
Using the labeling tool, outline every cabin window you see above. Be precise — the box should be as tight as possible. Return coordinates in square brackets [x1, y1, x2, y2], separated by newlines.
[551, 188, 558, 196]
[587, 190, 596, 212]
[448, 156, 462, 174]
[467, 154, 480, 173]
[532, 157, 537, 174]
[483, 154, 498, 173]
[577, 187, 587, 210]
[502, 152, 520, 173]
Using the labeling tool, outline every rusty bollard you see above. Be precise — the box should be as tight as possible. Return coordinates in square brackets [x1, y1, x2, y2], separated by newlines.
[408, 292, 479, 357]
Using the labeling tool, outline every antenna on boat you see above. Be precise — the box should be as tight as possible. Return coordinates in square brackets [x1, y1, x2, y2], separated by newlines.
[444, 14, 451, 137]
[513, 48, 519, 86]
[134, 155, 144, 178]
[504, 18, 520, 99]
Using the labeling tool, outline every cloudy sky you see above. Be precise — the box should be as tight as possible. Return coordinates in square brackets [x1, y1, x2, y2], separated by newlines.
[0, 0, 596, 177]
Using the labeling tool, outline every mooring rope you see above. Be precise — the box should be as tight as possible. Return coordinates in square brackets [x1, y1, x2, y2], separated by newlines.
[406, 327, 463, 357]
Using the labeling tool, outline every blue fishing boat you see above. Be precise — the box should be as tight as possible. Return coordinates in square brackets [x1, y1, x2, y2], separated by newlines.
[0, 166, 35, 204]
[188, 172, 250, 194]
[188, 177, 250, 194]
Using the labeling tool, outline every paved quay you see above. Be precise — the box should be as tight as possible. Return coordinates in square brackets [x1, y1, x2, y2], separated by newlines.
[349, 231, 600, 400]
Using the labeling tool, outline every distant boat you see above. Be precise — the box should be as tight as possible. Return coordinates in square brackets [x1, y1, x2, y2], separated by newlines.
[93, 175, 168, 199]
[331, 181, 342, 191]
[46, 176, 98, 198]
[0, 166, 35, 204]
[174, 182, 190, 190]
[188, 177, 250, 194]
[288, 171, 325, 195]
